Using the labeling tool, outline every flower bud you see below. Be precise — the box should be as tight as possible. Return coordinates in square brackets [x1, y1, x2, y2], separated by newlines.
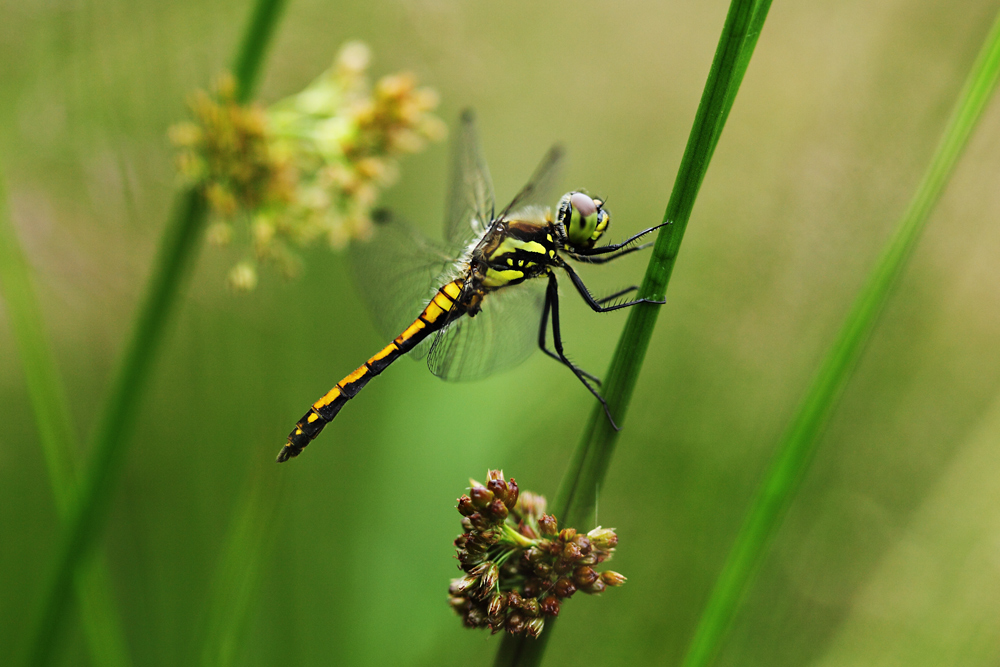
[505, 477, 520, 509]
[469, 485, 493, 508]
[525, 617, 545, 638]
[506, 611, 525, 635]
[479, 562, 499, 593]
[585, 578, 607, 594]
[506, 590, 523, 609]
[469, 512, 491, 531]
[573, 566, 598, 588]
[573, 535, 592, 555]
[457, 550, 484, 568]
[587, 526, 618, 549]
[520, 597, 540, 616]
[487, 593, 506, 617]
[522, 578, 543, 598]
[533, 562, 552, 578]
[539, 596, 561, 617]
[562, 541, 582, 561]
[449, 576, 476, 596]
[553, 578, 577, 598]
[488, 498, 508, 521]
[468, 561, 490, 576]
[457, 495, 476, 516]
[558, 528, 577, 542]
[538, 514, 558, 536]
[486, 476, 508, 504]
[454, 534, 468, 549]
[601, 570, 627, 586]
[464, 606, 486, 628]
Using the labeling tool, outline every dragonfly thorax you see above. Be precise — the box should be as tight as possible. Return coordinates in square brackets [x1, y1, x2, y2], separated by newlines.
[556, 191, 610, 251]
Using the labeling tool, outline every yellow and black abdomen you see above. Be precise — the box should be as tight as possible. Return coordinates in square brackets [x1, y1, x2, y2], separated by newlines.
[277, 279, 465, 462]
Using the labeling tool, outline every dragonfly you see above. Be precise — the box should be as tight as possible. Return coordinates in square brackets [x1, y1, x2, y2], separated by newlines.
[277, 110, 668, 462]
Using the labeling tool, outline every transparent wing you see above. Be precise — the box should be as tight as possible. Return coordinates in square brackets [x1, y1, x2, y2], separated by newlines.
[349, 212, 461, 351]
[426, 279, 547, 382]
[445, 110, 495, 246]
[495, 144, 565, 222]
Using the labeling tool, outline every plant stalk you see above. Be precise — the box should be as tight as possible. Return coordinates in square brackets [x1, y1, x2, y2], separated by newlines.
[680, 9, 1000, 667]
[0, 176, 132, 667]
[494, 1, 773, 665]
[21, 1, 288, 664]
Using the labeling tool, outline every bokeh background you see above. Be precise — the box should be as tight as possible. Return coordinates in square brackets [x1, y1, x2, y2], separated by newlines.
[3, 0, 1000, 665]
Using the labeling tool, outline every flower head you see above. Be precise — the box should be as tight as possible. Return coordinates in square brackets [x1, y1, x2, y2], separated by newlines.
[171, 41, 446, 290]
[449, 470, 626, 638]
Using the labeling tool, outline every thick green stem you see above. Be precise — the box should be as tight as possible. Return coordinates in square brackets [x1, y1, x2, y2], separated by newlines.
[0, 177, 132, 667]
[680, 10, 1000, 667]
[493, 1, 772, 665]
[21, 1, 288, 664]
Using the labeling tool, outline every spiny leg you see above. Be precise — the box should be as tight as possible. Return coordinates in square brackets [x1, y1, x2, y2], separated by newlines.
[538, 277, 602, 385]
[561, 261, 666, 313]
[575, 221, 672, 257]
[545, 271, 620, 430]
[568, 242, 653, 264]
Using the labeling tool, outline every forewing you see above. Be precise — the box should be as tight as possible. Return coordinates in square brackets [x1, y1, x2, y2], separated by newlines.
[445, 110, 495, 246]
[349, 213, 461, 347]
[495, 144, 564, 222]
[426, 280, 546, 382]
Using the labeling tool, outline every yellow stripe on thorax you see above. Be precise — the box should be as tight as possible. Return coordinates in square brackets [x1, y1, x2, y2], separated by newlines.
[489, 237, 547, 261]
[483, 268, 524, 288]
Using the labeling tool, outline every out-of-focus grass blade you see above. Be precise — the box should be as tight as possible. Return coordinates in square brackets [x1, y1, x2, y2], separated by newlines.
[556, 0, 773, 535]
[21, 1, 288, 664]
[680, 9, 1000, 667]
[0, 177, 133, 667]
[200, 466, 283, 667]
[494, 1, 773, 665]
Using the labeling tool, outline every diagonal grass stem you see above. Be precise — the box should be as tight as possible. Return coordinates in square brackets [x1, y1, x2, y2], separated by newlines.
[20, 0, 288, 664]
[679, 9, 1000, 667]
[494, 1, 773, 665]
[0, 175, 133, 667]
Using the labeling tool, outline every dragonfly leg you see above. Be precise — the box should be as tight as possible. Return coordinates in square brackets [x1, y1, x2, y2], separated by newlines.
[575, 221, 672, 257]
[597, 286, 639, 304]
[561, 262, 666, 312]
[546, 271, 620, 431]
[568, 242, 653, 264]
[538, 276, 602, 385]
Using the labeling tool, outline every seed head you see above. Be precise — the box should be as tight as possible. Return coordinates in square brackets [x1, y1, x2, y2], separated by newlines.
[447, 469, 625, 638]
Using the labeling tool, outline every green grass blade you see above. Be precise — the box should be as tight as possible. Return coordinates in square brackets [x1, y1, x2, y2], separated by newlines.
[231, 0, 287, 104]
[556, 0, 772, 533]
[199, 467, 283, 667]
[21, 1, 289, 663]
[494, 2, 772, 665]
[680, 10, 1000, 667]
[0, 177, 133, 667]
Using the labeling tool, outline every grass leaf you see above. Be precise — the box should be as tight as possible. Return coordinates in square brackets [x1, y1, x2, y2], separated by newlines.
[0, 174, 133, 667]
[493, 1, 773, 665]
[679, 9, 1000, 667]
[20, 1, 288, 664]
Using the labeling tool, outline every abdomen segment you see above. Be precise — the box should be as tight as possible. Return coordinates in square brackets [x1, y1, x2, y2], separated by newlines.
[276, 279, 464, 462]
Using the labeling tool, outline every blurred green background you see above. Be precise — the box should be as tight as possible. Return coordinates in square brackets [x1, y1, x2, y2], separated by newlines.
[3, 1, 1000, 665]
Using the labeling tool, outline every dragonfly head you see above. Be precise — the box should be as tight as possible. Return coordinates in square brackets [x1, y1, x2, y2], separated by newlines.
[556, 191, 610, 251]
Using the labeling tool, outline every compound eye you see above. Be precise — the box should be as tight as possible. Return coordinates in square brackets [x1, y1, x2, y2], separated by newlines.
[570, 192, 597, 218]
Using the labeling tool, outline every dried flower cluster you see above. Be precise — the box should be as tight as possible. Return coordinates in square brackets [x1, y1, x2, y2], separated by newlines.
[449, 470, 625, 638]
[171, 41, 446, 290]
